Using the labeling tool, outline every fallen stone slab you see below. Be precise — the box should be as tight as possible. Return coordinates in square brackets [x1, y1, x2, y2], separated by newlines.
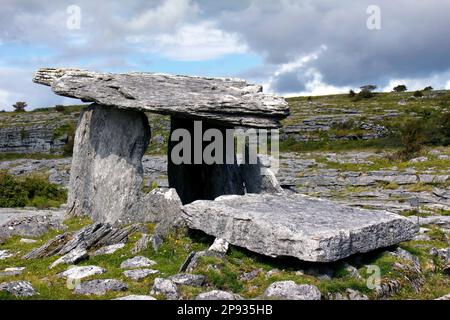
[195, 290, 242, 300]
[114, 295, 156, 300]
[23, 223, 134, 260]
[74, 279, 128, 296]
[168, 274, 206, 287]
[123, 269, 160, 281]
[33, 68, 289, 128]
[58, 265, 106, 280]
[182, 193, 419, 262]
[263, 281, 321, 300]
[22, 232, 73, 260]
[0, 281, 37, 297]
[120, 256, 157, 269]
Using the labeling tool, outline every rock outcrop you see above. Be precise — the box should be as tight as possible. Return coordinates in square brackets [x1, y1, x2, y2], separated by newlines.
[182, 193, 419, 262]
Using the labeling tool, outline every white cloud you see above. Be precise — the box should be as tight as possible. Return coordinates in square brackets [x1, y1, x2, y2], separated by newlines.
[446, 81, 450, 90]
[126, 0, 199, 32]
[129, 21, 248, 61]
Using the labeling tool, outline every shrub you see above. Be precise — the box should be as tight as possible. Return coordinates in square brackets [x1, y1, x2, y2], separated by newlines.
[393, 85, 407, 92]
[12, 101, 27, 112]
[0, 171, 67, 208]
[0, 171, 28, 207]
[423, 86, 433, 91]
[413, 90, 423, 98]
[391, 119, 426, 161]
[55, 105, 66, 112]
[348, 90, 356, 97]
[355, 89, 374, 100]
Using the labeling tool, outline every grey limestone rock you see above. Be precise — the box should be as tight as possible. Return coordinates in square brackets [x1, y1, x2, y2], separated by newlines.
[150, 278, 179, 300]
[33, 68, 288, 128]
[263, 281, 321, 300]
[74, 279, 128, 295]
[182, 193, 419, 262]
[120, 256, 157, 269]
[168, 274, 206, 287]
[58, 265, 106, 280]
[123, 269, 159, 281]
[0, 281, 37, 297]
[67, 104, 151, 224]
[50, 247, 88, 269]
[114, 295, 156, 300]
[195, 290, 242, 300]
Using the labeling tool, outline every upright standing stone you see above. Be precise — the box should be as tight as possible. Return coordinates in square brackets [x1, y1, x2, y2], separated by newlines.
[67, 104, 150, 223]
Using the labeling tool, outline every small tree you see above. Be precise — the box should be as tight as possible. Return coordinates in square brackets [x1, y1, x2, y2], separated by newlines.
[348, 89, 356, 97]
[12, 101, 27, 112]
[393, 84, 407, 92]
[423, 86, 433, 91]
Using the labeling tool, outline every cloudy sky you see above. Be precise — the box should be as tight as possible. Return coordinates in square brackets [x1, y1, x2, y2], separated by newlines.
[1, 0, 450, 110]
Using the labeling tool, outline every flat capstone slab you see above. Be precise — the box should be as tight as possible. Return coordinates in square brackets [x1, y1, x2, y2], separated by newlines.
[182, 193, 419, 262]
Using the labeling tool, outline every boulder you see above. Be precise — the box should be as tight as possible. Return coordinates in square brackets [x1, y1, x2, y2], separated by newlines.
[150, 278, 179, 300]
[182, 193, 419, 262]
[263, 281, 321, 300]
[0, 281, 37, 297]
[114, 295, 156, 300]
[33, 68, 288, 129]
[58, 265, 106, 280]
[74, 279, 128, 296]
[0, 250, 13, 260]
[168, 274, 206, 287]
[195, 290, 242, 300]
[208, 238, 229, 256]
[123, 269, 159, 281]
[120, 256, 157, 269]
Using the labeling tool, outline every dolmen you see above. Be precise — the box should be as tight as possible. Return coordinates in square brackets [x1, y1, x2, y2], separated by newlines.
[33, 68, 418, 262]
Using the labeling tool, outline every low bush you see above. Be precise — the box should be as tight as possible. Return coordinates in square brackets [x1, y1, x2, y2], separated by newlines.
[0, 171, 67, 208]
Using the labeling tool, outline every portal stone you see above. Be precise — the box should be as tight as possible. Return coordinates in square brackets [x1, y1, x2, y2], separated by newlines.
[67, 104, 150, 223]
[167, 117, 245, 204]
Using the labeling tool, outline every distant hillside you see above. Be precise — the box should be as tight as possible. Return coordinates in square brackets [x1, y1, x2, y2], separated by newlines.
[0, 90, 449, 157]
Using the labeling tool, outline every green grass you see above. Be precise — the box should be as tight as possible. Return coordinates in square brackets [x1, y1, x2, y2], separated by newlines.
[0, 219, 449, 300]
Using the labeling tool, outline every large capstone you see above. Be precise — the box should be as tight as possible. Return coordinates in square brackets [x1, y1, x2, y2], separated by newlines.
[182, 193, 419, 262]
[67, 104, 150, 223]
[33, 68, 289, 128]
